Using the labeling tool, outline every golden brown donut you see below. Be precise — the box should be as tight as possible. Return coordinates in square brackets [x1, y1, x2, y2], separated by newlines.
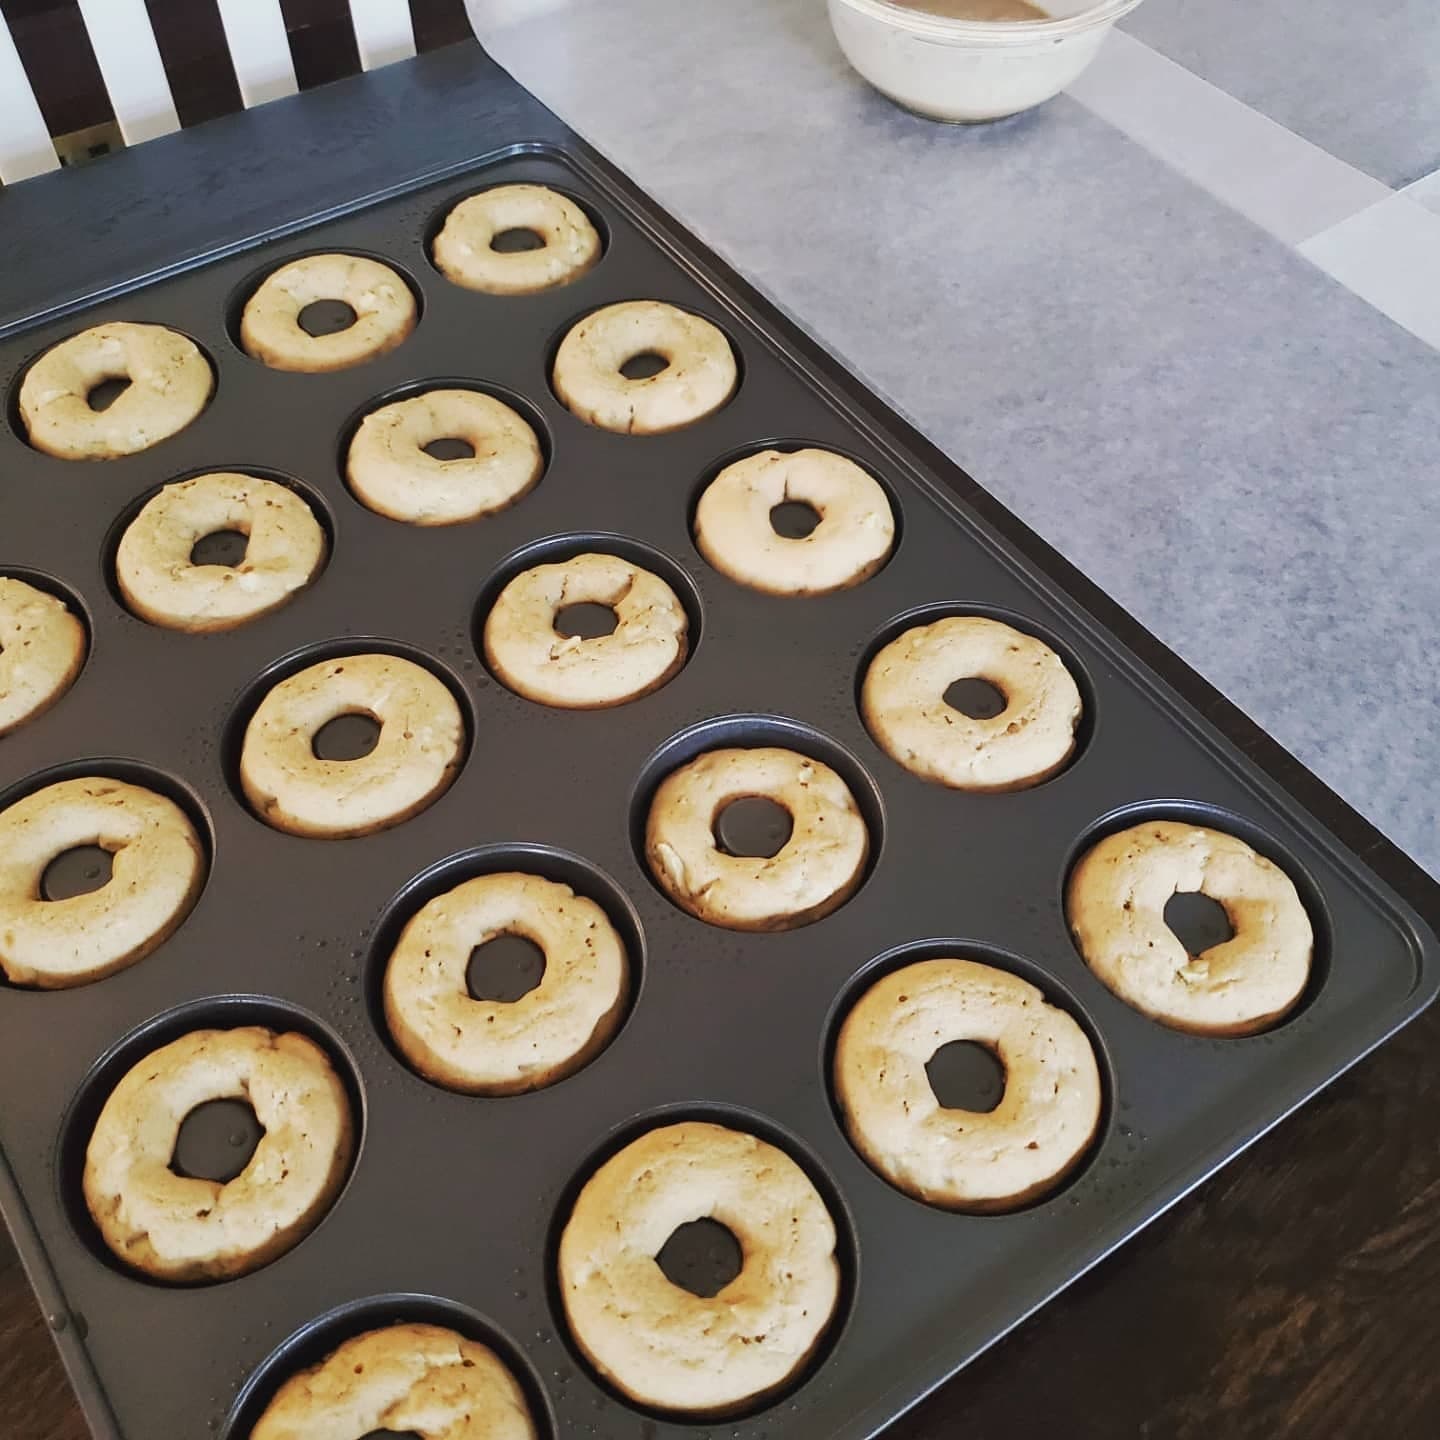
[240, 653, 465, 838]
[115, 472, 326, 632]
[862, 615, 1082, 791]
[552, 301, 737, 434]
[645, 747, 868, 930]
[251, 1323, 537, 1440]
[483, 552, 688, 708]
[83, 1026, 352, 1281]
[240, 254, 416, 372]
[346, 389, 544, 526]
[433, 183, 602, 295]
[0, 776, 205, 988]
[694, 448, 895, 595]
[383, 871, 630, 1095]
[19, 322, 212, 460]
[1067, 820, 1313, 1035]
[558, 1120, 840, 1415]
[834, 958, 1101, 1210]
[0, 577, 86, 734]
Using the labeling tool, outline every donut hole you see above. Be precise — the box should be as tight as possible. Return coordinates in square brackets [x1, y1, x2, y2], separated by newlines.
[359, 1431, 421, 1440]
[40, 844, 114, 901]
[188, 528, 250, 568]
[490, 226, 546, 253]
[86, 376, 131, 413]
[943, 676, 1008, 721]
[713, 795, 794, 859]
[1163, 890, 1235, 957]
[421, 436, 476, 462]
[769, 499, 822, 539]
[171, 1098, 264, 1184]
[554, 601, 619, 640]
[310, 711, 382, 762]
[655, 1217, 744, 1299]
[619, 350, 671, 381]
[925, 1040, 1006, 1114]
[466, 933, 546, 1004]
[297, 299, 358, 337]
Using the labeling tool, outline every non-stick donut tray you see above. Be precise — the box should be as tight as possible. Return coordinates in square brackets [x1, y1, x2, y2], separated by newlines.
[0, 42, 1436, 1440]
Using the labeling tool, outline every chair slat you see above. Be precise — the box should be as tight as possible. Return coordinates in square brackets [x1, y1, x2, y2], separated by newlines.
[214, 0, 298, 108]
[0, 12, 61, 183]
[75, 0, 180, 148]
[349, 0, 416, 70]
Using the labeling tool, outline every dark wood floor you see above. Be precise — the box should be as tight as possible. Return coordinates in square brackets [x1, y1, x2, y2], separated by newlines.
[5, 992, 1437, 1439]
[1, 3, 1437, 1436]
[0, 1242, 86, 1440]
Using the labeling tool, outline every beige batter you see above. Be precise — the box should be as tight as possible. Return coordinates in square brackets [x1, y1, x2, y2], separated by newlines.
[892, 0, 1050, 20]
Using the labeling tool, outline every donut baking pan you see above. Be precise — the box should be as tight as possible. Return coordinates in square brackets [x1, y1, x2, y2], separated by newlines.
[1, 40, 1437, 1440]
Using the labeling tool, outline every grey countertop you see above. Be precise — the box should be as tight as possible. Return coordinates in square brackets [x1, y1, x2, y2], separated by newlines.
[471, 0, 1440, 880]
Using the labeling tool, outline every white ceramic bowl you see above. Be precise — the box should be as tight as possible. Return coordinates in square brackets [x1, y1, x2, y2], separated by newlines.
[827, 0, 1144, 123]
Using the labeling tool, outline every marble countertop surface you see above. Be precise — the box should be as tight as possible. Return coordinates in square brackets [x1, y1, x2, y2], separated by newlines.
[469, 0, 1440, 880]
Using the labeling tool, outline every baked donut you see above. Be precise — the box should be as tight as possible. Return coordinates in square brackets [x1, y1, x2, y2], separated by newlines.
[0, 577, 86, 734]
[19, 322, 212, 460]
[251, 1323, 537, 1440]
[0, 776, 205, 988]
[346, 388, 544, 526]
[240, 254, 416, 372]
[695, 449, 895, 595]
[115, 473, 327, 632]
[552, 301, 737, 435]
[834, 958, 1101, 1211]
[240, 653, 464, 838]
[862, 615, 1082, 791]
[384, 871, 630, 1095]
[645, 747, 868, 930]
[1067, 820, 1314, 1036]
[83, 1026, 352, 1282]
[483, 552, 688, 708]
[558, 1120, 840, 1416]
[433, 183, 602, 295]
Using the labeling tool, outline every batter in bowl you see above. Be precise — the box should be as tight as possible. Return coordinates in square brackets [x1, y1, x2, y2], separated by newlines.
[892, 1, 1050, 19]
